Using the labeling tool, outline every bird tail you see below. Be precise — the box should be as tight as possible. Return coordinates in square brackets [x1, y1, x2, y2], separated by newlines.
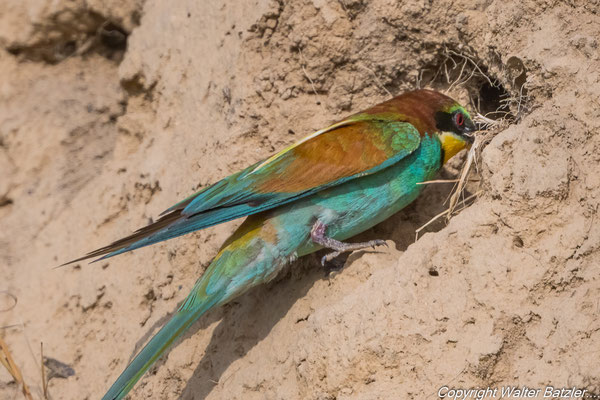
[101, 281, 225, 400]
[101, 213, 285, 400]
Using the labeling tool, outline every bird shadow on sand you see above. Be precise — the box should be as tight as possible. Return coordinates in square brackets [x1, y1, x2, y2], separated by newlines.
[130, 170, 467, 399]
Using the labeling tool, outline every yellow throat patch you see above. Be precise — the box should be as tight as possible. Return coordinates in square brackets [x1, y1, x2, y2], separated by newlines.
[439, 131, 469, 164]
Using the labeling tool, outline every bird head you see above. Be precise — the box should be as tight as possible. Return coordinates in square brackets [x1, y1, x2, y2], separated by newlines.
[433, 100, 476, 164]
[369, 89, 476, 164]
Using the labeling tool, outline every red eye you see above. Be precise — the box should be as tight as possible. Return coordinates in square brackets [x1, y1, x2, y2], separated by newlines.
[455, 113, 464, 127]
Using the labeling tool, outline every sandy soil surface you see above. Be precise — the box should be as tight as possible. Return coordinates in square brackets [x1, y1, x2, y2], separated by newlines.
[1, 0, 599, 399]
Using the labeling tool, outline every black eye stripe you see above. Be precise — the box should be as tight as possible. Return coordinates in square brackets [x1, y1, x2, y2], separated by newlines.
[435, 110, 472, 137]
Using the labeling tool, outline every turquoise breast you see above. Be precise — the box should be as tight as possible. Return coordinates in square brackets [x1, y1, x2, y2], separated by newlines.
[268, 134, 443, 257]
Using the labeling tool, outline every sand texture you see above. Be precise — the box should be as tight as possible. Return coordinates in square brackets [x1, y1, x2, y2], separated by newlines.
[1, 0, 599, 399]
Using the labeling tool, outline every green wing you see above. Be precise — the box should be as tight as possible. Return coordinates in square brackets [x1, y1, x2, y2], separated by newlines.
[68, 115, 421, 263]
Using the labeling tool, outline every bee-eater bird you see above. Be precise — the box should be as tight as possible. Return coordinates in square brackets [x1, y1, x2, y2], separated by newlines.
[65, 89, 475, 399]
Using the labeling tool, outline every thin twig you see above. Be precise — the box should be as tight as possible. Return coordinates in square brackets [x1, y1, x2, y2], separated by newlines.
[0, 335, 33, 400]
[17, 316, 41, 395]
[416, 69, 427, 89]
[415, 192, 480, 241]
[298, 48, 322, 105]
[41, 342, 48, 399]
[448, 138, 480, 217]
[445, 49, 494, 86]
[358, 64, 392, 97]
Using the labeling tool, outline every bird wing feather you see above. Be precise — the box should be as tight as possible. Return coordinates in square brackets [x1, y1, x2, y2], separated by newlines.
[66, 114, 421, 263]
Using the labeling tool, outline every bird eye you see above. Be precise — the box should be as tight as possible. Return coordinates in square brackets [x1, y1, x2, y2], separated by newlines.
[454, 112, 464, 127]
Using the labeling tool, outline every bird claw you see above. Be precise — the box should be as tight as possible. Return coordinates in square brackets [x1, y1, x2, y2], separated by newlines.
[320, 251, 341, 266]
[321, 253, 346, 275]
[369, 239, 388, 249]
[311, 220, 388, 271]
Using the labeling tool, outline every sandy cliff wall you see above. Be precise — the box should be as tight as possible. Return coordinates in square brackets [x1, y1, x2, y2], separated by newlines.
[1, 0, 599, 399]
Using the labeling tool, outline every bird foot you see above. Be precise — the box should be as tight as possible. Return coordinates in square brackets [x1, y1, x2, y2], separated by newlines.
[310, 220, 388, 268]
[322, 255, 347, 276]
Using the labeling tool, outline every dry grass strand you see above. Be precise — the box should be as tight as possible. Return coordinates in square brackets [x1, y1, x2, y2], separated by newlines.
[0, 335, 33, 400]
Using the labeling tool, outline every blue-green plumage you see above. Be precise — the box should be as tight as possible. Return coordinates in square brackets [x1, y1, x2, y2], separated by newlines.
[102, 134, 446, 400]
[283, 133, 442, 256]
[66, 89, 475, 399]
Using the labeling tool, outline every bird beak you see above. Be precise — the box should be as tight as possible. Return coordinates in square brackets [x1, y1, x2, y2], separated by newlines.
[462, 119, 476, 144]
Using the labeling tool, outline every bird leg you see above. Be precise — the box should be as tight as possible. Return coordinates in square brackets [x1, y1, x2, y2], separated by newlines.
[310, 219, 388, 267]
